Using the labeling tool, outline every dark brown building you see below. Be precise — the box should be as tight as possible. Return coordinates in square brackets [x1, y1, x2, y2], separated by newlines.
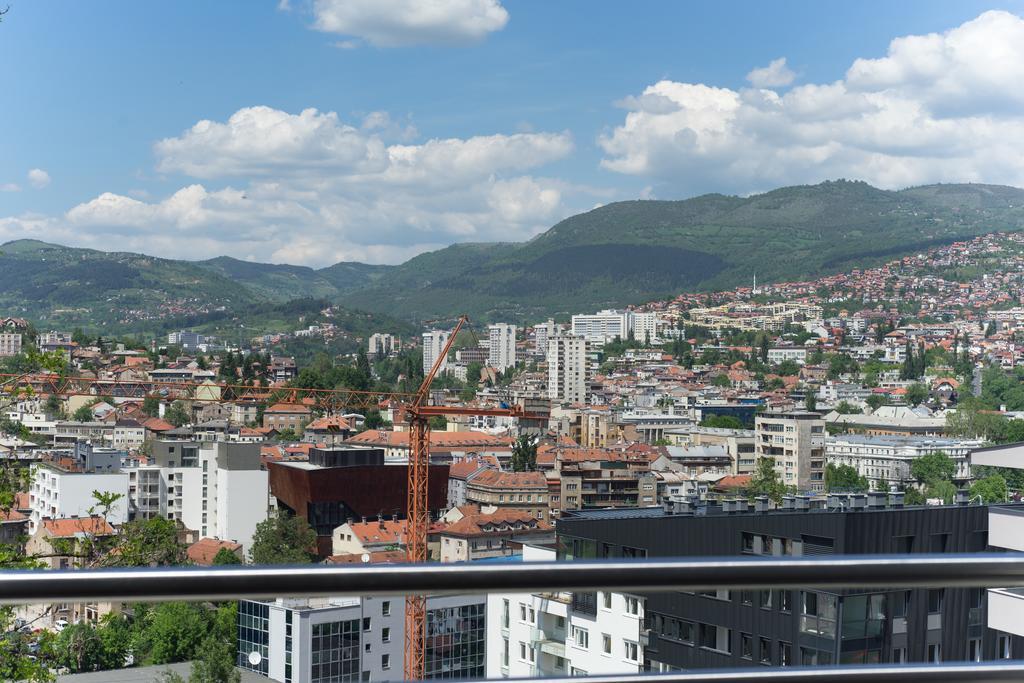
[268, 446, 449, 556]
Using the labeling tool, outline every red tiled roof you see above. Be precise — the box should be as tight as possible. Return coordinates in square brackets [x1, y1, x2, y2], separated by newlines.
[187, 538, 243, 565]
[347, 519, 408, 545]
[306, 415, 353, 431]
[0, 509, 26, 522]
[327, 550, 406, 565]
[441, 509, 551, 538]
[467, 470, 547, 490]
[266, 403, 312, 414]
[713, 474, 752, 490]
[42, 516, 114, 538]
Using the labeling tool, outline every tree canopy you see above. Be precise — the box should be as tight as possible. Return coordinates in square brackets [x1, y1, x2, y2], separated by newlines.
[249, 511, 317, 565]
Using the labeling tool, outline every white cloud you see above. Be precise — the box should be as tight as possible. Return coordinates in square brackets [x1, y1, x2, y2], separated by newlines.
[311, 0, 508, 47]
[746, 57, 796, 88]
[2, 106, 580, 266]
[27, 168, 51, 189]
[600, 10, 1024, 194]
[0, 183, 20, 192]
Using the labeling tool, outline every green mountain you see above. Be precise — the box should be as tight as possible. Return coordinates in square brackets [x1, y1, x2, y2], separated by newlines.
[344, 181, 1024, 320]
[4, 180, 1024, 330]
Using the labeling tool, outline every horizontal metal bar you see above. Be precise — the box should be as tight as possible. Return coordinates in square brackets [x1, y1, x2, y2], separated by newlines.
[503, 663, 1024, 683]
[2, 554, 1024, 605]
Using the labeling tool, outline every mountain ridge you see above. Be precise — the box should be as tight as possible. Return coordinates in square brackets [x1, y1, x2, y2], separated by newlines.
[4, 180, 1024, 327]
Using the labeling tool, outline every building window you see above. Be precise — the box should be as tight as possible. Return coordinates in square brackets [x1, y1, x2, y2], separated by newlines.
[310, 618, 360, 683]
[759, 638, 771, 665]
[698, 624, 730, 654]
[237, 601, 270, 676]
[740, 633, 752, 659]
[602, 634, 611, 655]
[759, 590, 772, 609]
[780, 642, 791, 666]
[501, 599, 509, 629]
[800, 592, 837, 638]
[382, 601, 390, 616]
[998, 634, 1011, 659]
[928, 643, 941, 663]
[520, 603, 527, 621]
[602, 592, 612, 610]
[519, 642, 527, 661]
[625, 596, 639, 615]
[892, 647, 907, 663]
[381, 628, 390, 643]
[779, 590, 791, 612]
[968, 638, 982, 662]
[740, 590, 753, 606]
[501, 638, 509, 668]
[623, 640, 638, 662]
[928, 589, 944, 614]
[362, 617, 371, 631]
[572, 626, 589, 649]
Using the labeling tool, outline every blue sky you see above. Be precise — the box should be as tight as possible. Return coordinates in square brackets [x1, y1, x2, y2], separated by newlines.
[3, 1, 1024, 266]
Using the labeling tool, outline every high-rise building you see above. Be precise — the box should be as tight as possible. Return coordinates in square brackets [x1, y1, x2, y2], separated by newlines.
[570, 310, 661, 344]
[755, 411, 826, 492]
[547, 335, 589, 405]
[127, 440, 269, 551]
[368, 333, 398, 359]
[487, 323, 517, 372]
[422, 330, 450, 374]
[534, 319, 558, 355]
[0, 332, 23, 357]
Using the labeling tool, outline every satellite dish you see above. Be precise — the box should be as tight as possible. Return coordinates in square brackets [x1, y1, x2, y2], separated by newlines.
[248, 651, 262, 666]
[361, 553, 370, 563]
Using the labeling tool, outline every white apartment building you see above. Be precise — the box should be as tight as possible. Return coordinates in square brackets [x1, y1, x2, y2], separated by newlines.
[488, 324, 517, 373]
[766, 347, 808, 365]
[29, 462, 129, 534]
[238, 593, 486, 683]
[486, 544, 644, 678]
[126, 440, 268, 551]
[547, 336, 589, 405]
[534, 319, 558, 355]
[368, 333, 398, 358]
[422, 330, 450, 374]
[826, 434, 981, 490]
[571, 310, 659, 344]
[0, 332, 23, 357]
[754, 411, 826, 492]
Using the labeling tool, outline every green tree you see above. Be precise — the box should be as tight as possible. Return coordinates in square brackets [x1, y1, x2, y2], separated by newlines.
[804, 393, 817, 412]
[165, 401, 191, 427]
[904, 382, 929, 407]
[428, 416, 447, 431]
[212, 547, 242, 565]
[774, 360, 799, 376]
[833, 401, 862, 415]
[250, 511, 317, 565]
[146, 602, 210, 664]
[747, 457, 787, 504]
[825, 463, 869, 492]
[910, 451, 957, 485]
[103, 516, 188, 568]
[142, 396, 161, 417]
[970, 474, 1008, 503]
[924, 479, 957, 504]
[275, 427, 299, 442]
[188, 636, 241, 683]
[73, 403, 95, 422]
[511, 435, 539, 472]
[712, 374, 731, 388]
[865, 394, 886, 412]
[904, 487, 926, 505]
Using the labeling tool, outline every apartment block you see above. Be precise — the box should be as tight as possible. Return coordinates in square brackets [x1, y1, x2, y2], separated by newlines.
[488, 323, 517, 373]
[547, 335, 589, 405]
[755, 411, 826, 492]
[422, 330, 450, 374]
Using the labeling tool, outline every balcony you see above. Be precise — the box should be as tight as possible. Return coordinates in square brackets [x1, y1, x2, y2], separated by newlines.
[1, 555, 1024, 682]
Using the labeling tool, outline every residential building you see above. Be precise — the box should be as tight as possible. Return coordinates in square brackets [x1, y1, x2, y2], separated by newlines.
[767, 347, 809, 365]
[755, 411, 826, 492]
[485, 544, 645, 679]
[447, 460, 491, 508]
[52, 420, 115, 446]
[488, 323, 517, 373]
[332, 518, 408, 557]
[167, 330, 205, 350]
[230, 401, 261, 426]
[826, 434, 981, 490]
[345, 429, 511, 466]
[438, 508, 553, 562]
[369, 333, 398, 359]
[422, 330, 450, 374]
[556, 496, 1016, 670]
[270, 356, 298, 382]
[547, 335, 589, 405]
[127, 440, 269, 551]
[303, 415, 354, 447]
[237, 593, 486, 683]
[0, 332, 22, 357]
[187, 537, 244, 565]
[263, 403, 313, 433]
[29, 458, 129, 534]
[465, 470, 549, 521]
[113, 418, 146, 450]
[534, 319, 558, 355]
[556, 459, 657, 515]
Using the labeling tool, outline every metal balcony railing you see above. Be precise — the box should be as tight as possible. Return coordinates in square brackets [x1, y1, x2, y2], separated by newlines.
[2, 554, 1024, 682]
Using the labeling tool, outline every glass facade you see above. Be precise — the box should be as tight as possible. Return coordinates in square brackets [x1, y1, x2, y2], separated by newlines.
[424, 602, 486, 679]
[238, 600, 270, 675]
[311, 618, 361, 683]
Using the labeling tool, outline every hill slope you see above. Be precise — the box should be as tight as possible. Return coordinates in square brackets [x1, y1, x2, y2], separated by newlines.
[4, 181, 1024, 329]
